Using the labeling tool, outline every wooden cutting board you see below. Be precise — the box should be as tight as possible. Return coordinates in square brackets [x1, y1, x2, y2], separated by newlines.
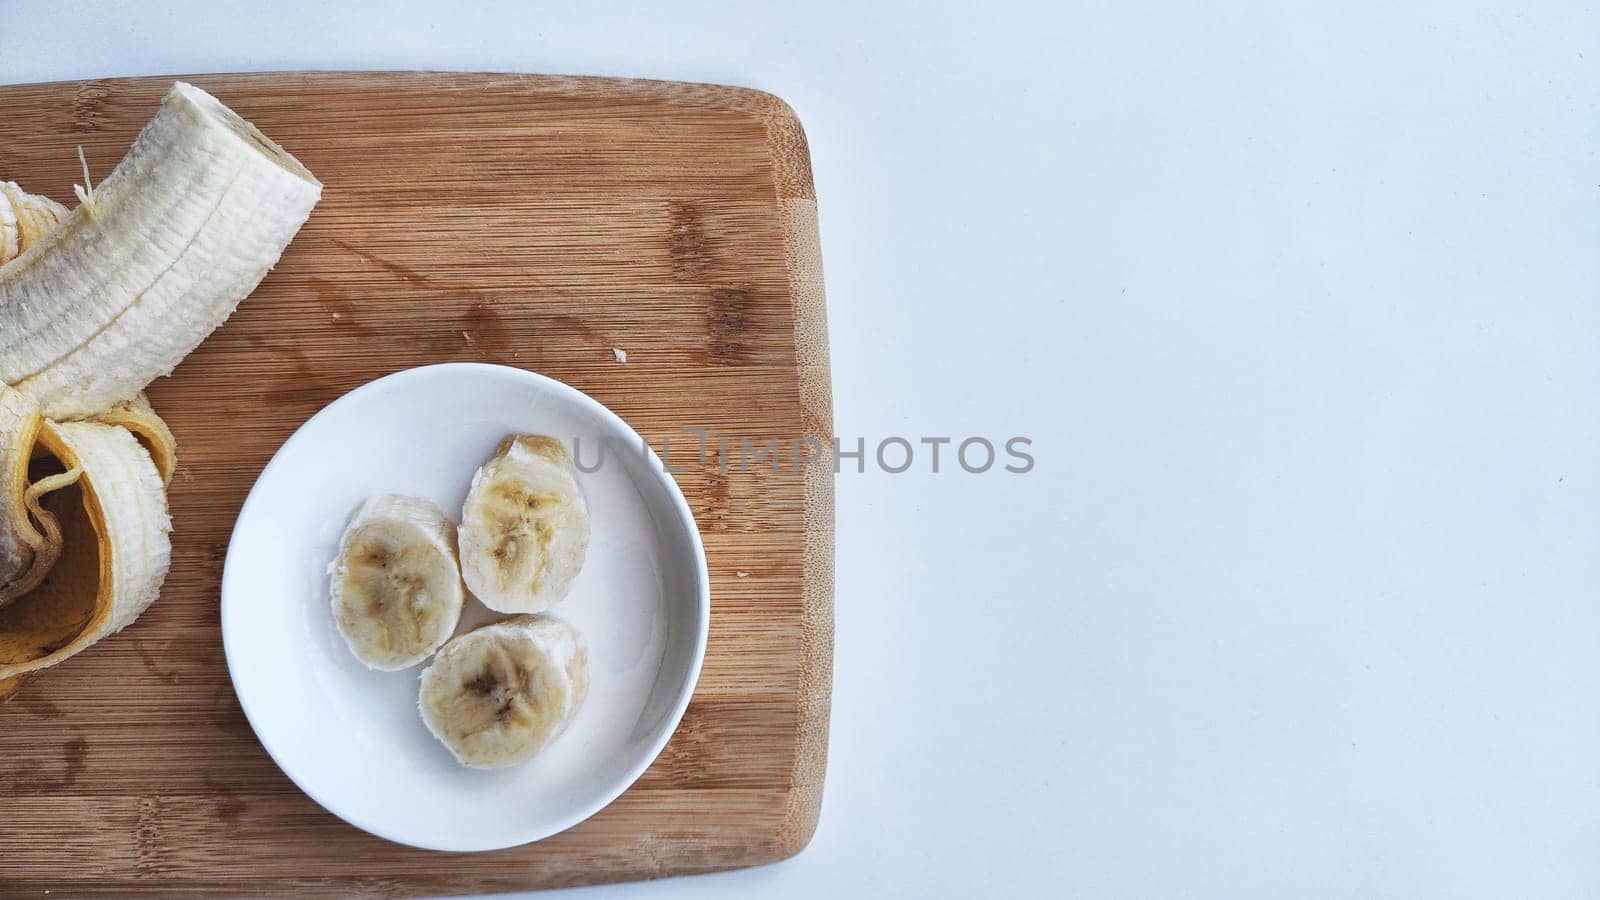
[0, 72, 832, 896]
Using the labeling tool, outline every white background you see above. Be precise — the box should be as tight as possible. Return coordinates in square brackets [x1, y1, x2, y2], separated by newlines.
[5, 1, 1598, 897]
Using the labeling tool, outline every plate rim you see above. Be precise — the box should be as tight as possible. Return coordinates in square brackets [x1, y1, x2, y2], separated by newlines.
[219, 361, 711, 852]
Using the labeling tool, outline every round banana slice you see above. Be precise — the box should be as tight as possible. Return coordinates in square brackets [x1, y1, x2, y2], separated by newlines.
[459, 435, 590, 613]
[418, 615, 589, 770]
[329, 494, 466, 671]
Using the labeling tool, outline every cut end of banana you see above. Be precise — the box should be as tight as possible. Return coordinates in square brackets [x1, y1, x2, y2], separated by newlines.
[418, 615, 589, 770]
[459, 435, 590, 614]
[166, 82, 321, 186]
[330, 494, 466, 671]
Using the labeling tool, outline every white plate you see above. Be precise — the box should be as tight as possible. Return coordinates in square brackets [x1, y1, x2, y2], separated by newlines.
[221, 363, 709, 851]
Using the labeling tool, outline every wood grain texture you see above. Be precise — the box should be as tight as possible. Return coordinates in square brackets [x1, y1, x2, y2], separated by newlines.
[0, 71, 831, 896]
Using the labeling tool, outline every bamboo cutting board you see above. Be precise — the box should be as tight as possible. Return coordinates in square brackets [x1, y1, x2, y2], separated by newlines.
[0, 72, 831, 895]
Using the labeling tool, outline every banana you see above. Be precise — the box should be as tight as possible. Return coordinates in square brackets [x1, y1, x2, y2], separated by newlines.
[0, 81, 322, 419]
[418, 615, 589, 769]
[0, 83, 311, 698]
[459, 435, 590, 613]
[0, 417, 171, 684]
[328, 495, 466, 670]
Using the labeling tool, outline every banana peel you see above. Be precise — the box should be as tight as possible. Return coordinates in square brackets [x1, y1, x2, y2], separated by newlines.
[90, 392, 178, 487]
[0, 180, 69, 267]
[0, 386, 80, 607]
[0, 405, 171, 694]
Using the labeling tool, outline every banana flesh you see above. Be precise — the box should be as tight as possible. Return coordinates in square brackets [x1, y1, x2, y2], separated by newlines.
[459, 435, 590, 614]
[418, 615, 589, 769]
[329, 495, 466, 671]
[0, 81, 323, 420]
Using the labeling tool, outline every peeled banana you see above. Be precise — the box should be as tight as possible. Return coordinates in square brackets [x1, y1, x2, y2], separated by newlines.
[418, 615, 590, 769]
[329, 495, 466, 670]
[459, 435, 590, 614]
[0, 82, 318, 698]
[0, 81, 323, 420]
